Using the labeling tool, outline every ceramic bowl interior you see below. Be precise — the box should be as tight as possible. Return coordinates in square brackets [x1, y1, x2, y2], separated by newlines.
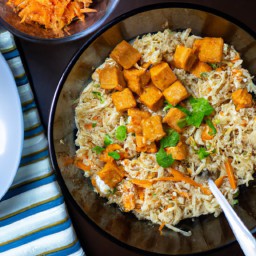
[0, 0, 119, 43]
[49, 4, 256, 255]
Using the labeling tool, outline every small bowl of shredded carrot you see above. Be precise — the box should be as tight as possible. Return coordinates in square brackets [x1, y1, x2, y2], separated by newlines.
[0, 0, 119, 42]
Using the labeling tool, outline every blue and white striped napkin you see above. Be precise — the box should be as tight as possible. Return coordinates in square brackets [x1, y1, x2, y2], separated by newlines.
[0, 30, 85, 256]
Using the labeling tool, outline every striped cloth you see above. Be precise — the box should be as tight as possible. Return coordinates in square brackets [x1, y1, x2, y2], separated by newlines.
[0, 30, 85, 256]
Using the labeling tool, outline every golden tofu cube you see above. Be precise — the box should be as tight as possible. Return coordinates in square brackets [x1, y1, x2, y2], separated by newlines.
[112, 88, 137, 112]
[127, 108, 151, 134]
[123, 68, 150, 95]
[142, 115, 166, 142]
[150, 62, 177, 91]
[110, 40, 141, 69]
[163, 108, 186, 133]
[192, 37, 224, 63]
[190, 61, 212, 78]
[163, 80, 189, 106]
[99, 66, 126, 90]
[165, 141, 187, 160]
[232, 88, 253, 111]
[173, 45, 197, 71]
[139, 83, 164, 111]
[135, 135, 157, 153]
[97, 161, 125, 188]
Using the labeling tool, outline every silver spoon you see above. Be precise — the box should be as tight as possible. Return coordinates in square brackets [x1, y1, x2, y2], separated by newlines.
[208, 179, 256, 256]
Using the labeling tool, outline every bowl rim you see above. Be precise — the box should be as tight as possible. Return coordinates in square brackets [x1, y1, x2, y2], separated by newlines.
[0, 0, 120, 44]
[48, 2, 256, 255]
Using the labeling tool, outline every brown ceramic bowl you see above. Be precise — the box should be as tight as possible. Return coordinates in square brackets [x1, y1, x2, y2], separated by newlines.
[48, 3, 256, 255]
[0, 0, 119, 43]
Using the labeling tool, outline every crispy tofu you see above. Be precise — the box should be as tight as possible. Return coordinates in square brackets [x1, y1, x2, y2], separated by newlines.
[123, 68, 150, 95]
[163, 108, 186, 133]
[141, 115, 166, 142]
[127, 108, 151, 134]
[112, 88, 137, 112]
[150, 62, 177, 91]
[97, 161, 125, 188]
[139, 83, 164, 111]
[163, 80, 189, 106]
[110, 40, 141, 69]
[165, 141, 187, 160]
[100, 144, 122, 162]
[192, 37, 224, 63]
[191, 61, 212, 78]
[135, 135, 157, 153]
[173, 45, 197, 71]
[99, 66, 126, 90]
[232, 88, 253, 111]
[122, 193, 135, 212]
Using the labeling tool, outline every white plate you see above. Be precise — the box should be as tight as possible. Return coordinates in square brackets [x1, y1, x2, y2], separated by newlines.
[0, 53, 23, 200]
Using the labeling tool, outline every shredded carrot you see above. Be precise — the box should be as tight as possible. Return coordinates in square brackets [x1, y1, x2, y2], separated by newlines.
[75, 160, 91, 172]
[169, 169, 211, 195]
[92, 116, 98, 121]
[159, 222, 166, 235]
[130, 179, 153, 188]
[215, 176, 227, 188]
[7, 0, 96, 36]
[84, 123, 93, 129]
[224, 158, 237, 189]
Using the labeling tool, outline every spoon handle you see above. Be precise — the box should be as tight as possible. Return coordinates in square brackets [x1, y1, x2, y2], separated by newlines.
[208, 179, 256, 256]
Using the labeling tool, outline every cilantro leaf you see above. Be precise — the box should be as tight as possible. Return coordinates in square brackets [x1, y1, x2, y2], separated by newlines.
[206, 119, 217, 135]
[92, 122, 97, 128]
[104, 134, 113, 146]
[115, 125, 127, 141]
[163, 101, 191, 116]
[189, 98, 214, 116]
[156, 147, 174, 168]
[186, 98, 214, 128]
[177, 118, 188, 129]
[108, 151, 120, 160]
[92, 91, 104, 103]
[160, 130, 180, 148]
[92, 146, 105, 154]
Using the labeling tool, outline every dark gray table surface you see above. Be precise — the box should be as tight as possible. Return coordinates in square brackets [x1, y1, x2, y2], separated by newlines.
[16, 0, 256, 255]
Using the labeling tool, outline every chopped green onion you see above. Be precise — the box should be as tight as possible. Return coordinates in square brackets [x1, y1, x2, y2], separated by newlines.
[104, 134, 113, 146]
[206, 119, 217, 135]
[92, 122, 97, 128]
[92, 146, 105, 154]
[92, 91, 104, 103]
[208, 63, 218, 69]
[232, 199, 239, 205]
[200, 72, 209, 78]
[115, 125, 127, 141]
[197, 147, 216, 160]
[108, 151, 120, 160]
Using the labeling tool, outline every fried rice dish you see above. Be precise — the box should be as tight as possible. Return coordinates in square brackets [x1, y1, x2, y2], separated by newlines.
[74, 29, 256, 236]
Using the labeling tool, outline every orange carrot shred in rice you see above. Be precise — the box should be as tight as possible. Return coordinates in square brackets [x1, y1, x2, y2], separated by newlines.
[159, 222, 166, 235]
[7, 0, 96, 35]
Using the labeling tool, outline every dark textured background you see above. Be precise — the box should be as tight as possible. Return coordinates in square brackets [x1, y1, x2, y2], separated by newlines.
[16, 1, 256, 255]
